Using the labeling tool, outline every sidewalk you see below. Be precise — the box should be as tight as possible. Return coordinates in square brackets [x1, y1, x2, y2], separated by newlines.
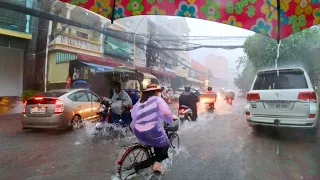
[0, 113, 22, 121]
[0, 101, 23, 121]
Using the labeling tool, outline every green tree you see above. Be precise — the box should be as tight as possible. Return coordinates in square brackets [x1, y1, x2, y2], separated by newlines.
[234, 56, 255, 93]
[235, 27, 320, 92]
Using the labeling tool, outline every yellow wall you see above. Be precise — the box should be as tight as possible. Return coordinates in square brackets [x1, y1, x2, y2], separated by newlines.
[0, 28, 32, 39]
[48, 52, 70, 83]
[0, 97, 10, 114]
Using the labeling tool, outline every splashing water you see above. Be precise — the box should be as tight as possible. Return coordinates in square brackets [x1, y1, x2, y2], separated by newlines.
[82, 121, 135, 142]
[178, 112, 214, 134]
[275, 40, 281, 69]
[110, 146, 190, 180]
[109, 106, 217, 180]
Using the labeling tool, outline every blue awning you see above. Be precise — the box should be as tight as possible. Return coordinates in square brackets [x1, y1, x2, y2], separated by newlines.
[81, 61, 113, 72]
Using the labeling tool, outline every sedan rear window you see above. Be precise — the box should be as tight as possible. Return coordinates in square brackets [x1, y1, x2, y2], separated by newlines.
[253, 70, 308, 90]
[36, 91, 67, 97]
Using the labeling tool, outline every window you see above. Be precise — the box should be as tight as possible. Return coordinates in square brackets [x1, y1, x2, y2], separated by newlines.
[76, 31, 89, 39]
[87, 92, 99, 102]
[69, 91, 89, 102]
[36, 91, 67, 97]
[253, 70, 308, 90]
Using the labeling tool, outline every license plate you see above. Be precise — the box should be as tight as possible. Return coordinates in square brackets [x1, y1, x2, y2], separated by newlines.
[31, 107, 46, 113]
[268, 103, 289, 109]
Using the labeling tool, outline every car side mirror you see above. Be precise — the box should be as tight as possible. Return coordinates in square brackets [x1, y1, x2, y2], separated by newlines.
[315, 86, 318, 91]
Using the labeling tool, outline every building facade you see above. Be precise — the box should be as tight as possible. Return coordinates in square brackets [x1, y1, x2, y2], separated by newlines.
[0, 0, 39, 113]
[43, 2, 131, 92]
[189, 60, 209, 90]
[205, 54, 229, 88]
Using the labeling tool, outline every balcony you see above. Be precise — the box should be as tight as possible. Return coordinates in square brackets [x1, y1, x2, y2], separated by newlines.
[49, 33, 102, 57]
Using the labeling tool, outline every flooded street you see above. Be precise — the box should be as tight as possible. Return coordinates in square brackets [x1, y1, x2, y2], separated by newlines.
[1, 98, 320, 180]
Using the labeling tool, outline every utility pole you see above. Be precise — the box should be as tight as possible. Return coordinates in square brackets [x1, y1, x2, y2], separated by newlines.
[146, 31, 159, 71]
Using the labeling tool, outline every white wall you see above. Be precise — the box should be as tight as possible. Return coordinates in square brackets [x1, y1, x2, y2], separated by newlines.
[0, 47, 24, 97]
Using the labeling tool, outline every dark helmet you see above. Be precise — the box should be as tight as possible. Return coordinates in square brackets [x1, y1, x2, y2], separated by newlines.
[208, 87, 212, 91]
[184, 85, 191, 92]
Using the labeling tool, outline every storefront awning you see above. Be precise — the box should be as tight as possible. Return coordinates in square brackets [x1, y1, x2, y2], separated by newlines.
[77, 54, 124, 67]
[186, 77, 203, 84]
[165, 67, 176, 74]
[80, 61, 113, 72]
[56, 52, 77, 63]
[136, 66, 149, 73]
[151, 69, 175, 78]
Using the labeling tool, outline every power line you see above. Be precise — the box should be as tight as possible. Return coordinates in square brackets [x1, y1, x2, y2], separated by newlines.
[0, 0, 239, 73]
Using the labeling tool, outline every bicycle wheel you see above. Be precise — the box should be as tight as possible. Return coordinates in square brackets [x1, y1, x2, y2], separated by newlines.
[117, 146, 151, 180]
[169, 133, 180, 149]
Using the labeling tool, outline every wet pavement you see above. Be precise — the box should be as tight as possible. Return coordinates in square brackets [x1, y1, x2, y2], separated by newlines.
[0, 98, 319, 180]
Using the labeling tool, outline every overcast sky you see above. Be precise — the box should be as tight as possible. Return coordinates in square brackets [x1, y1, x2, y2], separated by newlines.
[183, 18, 254, 69]
[186, 18, 255, 37]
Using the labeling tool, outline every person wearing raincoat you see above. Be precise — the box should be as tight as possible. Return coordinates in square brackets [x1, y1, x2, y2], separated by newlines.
[109, 81, 132, 123]
[130, 84, 177, 172]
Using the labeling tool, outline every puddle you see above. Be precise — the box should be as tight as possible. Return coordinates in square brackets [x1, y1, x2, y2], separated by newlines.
[111, 146, 189, 180]
[83, 121, 135, 141]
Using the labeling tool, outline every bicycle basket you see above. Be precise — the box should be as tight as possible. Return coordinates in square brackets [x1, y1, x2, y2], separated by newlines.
[165, 121, 179, 132]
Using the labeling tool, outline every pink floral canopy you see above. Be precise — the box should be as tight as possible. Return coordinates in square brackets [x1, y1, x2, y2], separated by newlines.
[59, 0, 320, 41]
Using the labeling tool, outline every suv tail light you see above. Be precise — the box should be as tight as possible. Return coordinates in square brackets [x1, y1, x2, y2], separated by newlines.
[309, 114, 316, 118]
[298, 91, 317, 101]
[54, 99, 64, 114]
[247, 92, 260, 101]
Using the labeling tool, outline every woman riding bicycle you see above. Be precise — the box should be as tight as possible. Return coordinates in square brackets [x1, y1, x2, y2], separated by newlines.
[130, 83, 177, 172]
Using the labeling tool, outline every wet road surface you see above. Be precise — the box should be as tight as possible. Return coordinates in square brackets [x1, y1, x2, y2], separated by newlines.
[0, 98, 319, 180]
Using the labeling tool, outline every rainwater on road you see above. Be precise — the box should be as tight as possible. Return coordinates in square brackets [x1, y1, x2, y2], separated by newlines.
[0, 98, 319, 180]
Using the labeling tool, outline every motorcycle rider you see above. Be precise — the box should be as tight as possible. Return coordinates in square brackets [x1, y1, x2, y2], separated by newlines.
[224, 89, 235, 104]
[205, 87, 215, 94]
[204, 86, 216, 110]
[179, 85, 198, 120]
[109, 81, 132, 124]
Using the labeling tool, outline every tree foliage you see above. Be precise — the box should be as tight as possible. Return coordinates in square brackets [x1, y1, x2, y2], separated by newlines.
[234, 56, 255, 93]
[235, 28, 320, 92]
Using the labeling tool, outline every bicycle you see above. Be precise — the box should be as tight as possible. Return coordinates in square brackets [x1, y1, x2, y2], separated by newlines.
[115, 122, 180, 180]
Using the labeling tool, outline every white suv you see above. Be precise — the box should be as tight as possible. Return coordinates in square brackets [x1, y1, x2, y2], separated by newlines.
[245, 68, 319, 133]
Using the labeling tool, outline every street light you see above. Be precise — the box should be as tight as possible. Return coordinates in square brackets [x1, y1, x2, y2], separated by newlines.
[133, 15, 147, 68]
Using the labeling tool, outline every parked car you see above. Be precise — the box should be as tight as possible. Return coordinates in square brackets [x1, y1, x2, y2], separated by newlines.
[245, 68, 319, 134]
[22, 89, 100, 130]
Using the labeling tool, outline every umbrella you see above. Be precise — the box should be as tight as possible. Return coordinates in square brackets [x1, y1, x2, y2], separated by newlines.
[59, 0, 320, 42]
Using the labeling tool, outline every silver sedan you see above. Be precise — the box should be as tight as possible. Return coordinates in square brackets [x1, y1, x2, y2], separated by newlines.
[22, 89, 100, 130]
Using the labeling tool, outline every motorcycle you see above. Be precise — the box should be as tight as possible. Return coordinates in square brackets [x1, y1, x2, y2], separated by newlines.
[199, 94, 216, 112]
[178, 105, 193, 124]
[226, 98, 233, 105]
[94, 97, 132, 137]
[205, 102, 215, 112]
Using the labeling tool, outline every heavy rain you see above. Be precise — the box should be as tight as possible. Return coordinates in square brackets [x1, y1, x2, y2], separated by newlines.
[0, 0, 320, 180]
